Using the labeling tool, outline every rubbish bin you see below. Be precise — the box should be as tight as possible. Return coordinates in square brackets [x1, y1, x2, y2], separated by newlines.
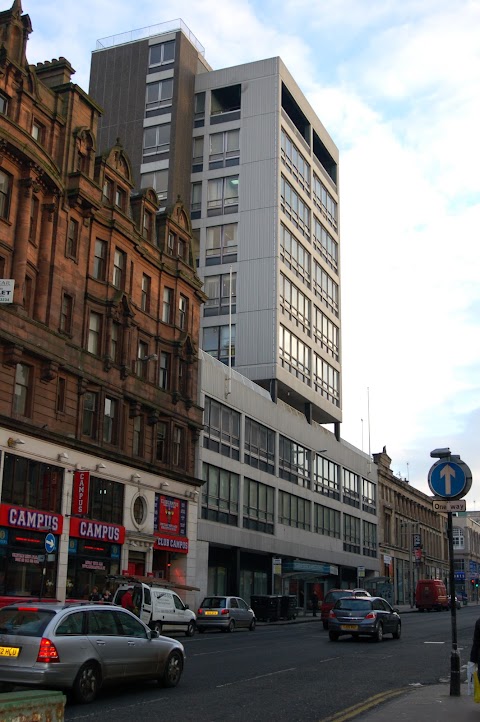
[250, 595, 282, 622]
[280, 595, 297, 620]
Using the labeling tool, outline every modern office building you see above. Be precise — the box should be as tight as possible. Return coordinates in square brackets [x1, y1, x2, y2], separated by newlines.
[90, 24, 341, 436]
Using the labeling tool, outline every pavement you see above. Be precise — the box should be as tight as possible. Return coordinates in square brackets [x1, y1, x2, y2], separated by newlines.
[258, 604, 479, 721]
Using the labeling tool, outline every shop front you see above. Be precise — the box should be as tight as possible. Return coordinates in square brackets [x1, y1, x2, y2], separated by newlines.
[0, 503, 63, 600]
[67, 517, 124, 599]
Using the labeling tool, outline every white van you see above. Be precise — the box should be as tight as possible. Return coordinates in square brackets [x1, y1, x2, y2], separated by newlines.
[113, 582, 196, 637]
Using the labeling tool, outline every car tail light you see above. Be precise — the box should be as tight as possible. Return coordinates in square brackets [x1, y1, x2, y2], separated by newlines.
[197, 608, 203, 614]
[18, 607, 38, 612]
[364, 611, 377, 620]
[221, 609, 229, 615]
[329, 610, 335, 618]
[37, 638, 60, 663]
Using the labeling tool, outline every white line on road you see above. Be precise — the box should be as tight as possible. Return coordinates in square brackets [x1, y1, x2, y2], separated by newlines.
[216, 658, 339, 688]
[424, 641, 445, 644]
[192, 646, 258, 656]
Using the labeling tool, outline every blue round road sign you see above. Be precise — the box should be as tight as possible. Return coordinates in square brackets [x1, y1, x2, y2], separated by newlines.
[45, 533, 56, 553]
[428, 459, 472, 499]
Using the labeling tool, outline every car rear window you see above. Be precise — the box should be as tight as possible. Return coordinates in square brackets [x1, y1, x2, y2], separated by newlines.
[201, 597, 226, 608]
[0, 608, 55, 637]
[335, 599, 372, 611]
[325, 591, 353, 604]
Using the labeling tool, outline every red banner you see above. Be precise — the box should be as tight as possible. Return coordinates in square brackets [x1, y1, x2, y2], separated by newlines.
[0, 503, 63, 534]
[154, 533, 189, 554]
[69, 517, 125, 544]
[72, 471, 90, 516]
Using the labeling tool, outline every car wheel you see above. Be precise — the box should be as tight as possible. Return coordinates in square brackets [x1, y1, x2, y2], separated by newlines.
[393, 622, 401, 640]
[374, 623, 384, 642]
[227, 619, 235, 633]
[249, 618, 256, 631]
[72, 662, 101, 704]
[153, 621, 163, 635]
[322, 621, 328, 630]
[159, 650, 183, 688]
[185, 621, 196, 637]
[329, 631, 339, 641]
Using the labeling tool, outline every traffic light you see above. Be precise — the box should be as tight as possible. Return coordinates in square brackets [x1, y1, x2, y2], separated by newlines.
[476, 580, 479, 588]
[471, 579, 475, 588]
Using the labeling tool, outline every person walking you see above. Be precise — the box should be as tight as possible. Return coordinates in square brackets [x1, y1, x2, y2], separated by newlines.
[121, 586, 135, 613]
[89, 586, 101, 602]
[102, 587, 113, 603]
[311, 590, 319, 617]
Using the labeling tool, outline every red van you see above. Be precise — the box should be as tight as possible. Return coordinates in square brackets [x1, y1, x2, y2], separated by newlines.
[415, 579, 449, 612]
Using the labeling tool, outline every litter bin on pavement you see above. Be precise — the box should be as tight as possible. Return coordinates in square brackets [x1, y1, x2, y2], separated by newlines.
[280, 595, 297, 620]
[250, 595, 282, 622]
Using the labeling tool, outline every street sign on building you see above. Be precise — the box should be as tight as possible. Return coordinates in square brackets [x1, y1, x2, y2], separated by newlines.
[0, 279, 14, 303]
[433, 499, 466, 512]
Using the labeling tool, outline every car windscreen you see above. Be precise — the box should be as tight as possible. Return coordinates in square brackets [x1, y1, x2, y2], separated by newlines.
[335, 599, 372, 611]
[0, 608, 55, 637]
[201, 597, 226, 608]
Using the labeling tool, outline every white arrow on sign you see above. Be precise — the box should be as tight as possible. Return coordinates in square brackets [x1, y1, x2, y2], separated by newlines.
[440, 464, 455, 494]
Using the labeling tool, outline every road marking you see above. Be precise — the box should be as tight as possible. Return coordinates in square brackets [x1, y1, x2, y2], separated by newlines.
[424, 641, 445, 644]
[318, 688, 406, 722]
[216, 667, 296, 688]
[192, 645, 258, 656]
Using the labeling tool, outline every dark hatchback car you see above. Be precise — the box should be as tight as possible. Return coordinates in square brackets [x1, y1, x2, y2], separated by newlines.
[328, 596, 401, 642]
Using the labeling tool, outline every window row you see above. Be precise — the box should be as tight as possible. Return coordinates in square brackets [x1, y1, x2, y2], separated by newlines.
[192, 129, 240, 172]
[191, 176, 239, 218]
[202, 324, 236, 366]
[281, 175, 310, 239]
[204, 272, 236, 317]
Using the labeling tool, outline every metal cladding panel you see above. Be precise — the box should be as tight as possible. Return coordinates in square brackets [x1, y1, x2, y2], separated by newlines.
[241, 114, 278, 165]
[239, 157, 278, 213]
[237, 256, 275, 313]
[241, 73, 279, 120]
[236, 308, 276, 368]
[194, 57, 280, 92]
[238, 205, 277, 262]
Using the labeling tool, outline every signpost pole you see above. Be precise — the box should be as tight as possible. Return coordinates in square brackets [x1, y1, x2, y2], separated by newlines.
[447, 511, 460, 696]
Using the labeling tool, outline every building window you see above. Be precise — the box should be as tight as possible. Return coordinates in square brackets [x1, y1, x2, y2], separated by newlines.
[313, 261, 338, 316]
[82, 391, 98, 438]
[178, 294, 188, 330]
[109, 322, 121, 364]
[173, 426, 184, 467]
[191, 182, 202, 214]
[313, 354, 339, 407]
[32, 120, 45, 143]
[0, 93, 8, 115]
[89, 477, 124, 525]
[137, 340, 149, 378]
[207, 176, 239, 215]
[363, 520, 377, 558]
[156, 421, 168, 462]
[143, 211, 153, 242]
[103, 177, 113, 202]
[313, 216, 338, 272]
[66, 218, 79, 259]
[13, 363, 31, 417]
[59, 293, 73, 334]
[281, 128, 310, 193]
[192, 136, 204, 171]
[278, 490, 310, 530]
[280, 224, 310, 286]
[201, 462, 239, 526]
[314, 504, 340, 538]
[2, 454, 63, 512]
[141, 274, 151, 313]
[343, 469, 360, 509]
[159, 352, 170, 390]
[162, 287, 173, 324]
[244, 418, 275, 474]
[167, 232, 175, 255]
[312, 173, 337, 230]
[344, 514, 361, 554]
[29, 196, 39, 244]
[194, 92, 205, 127]
[56, 377, 66, 414]
[0, 169, 11, 219]
[103, 396, 119, 445]
[203, 396, 240, 460]
[362, 478, 377, 515]
[113, 248, 126, 289]
[313, 307, 339, 361]
[87, 311, 102, 355]
[204, 272, 236, 317]
[177, 237, 186, 261]
[279, 325, 310, 383]
[243, 478, 274, 534]
[141, 169, 168, 203]
[281, 176, 310, 238]
[115, 187, 126, 211]
[133, 415, 144, 457]
[93, 239, 107, 280]
[280, 273, 310, 334]
[211, 84, 241, 117]
[203, 325, 235, 366]
[146, 79, 173, 111]
[209, 129, 240, 169]
[279, 436, 310, 487]
[149, 40, 175, 68]
[206, 223, 237, 265]
[143, 124, 170, 156]
[314, 455, 340, 500]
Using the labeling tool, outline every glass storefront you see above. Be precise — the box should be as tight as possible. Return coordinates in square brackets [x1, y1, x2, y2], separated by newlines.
[0, 528, 58, 597]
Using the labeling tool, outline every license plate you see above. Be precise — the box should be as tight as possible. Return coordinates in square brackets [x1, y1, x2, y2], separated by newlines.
[0, 646, 20, 657]
[205, 611, 218, 616]
[340, 624, 358, 631]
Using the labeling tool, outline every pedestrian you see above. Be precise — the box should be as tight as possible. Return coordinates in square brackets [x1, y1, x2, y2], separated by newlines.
[102, 587, 113, 603]
[89, 586, 101, 602]
[121, 586, 135, 613]
[311, 590, 319, 617]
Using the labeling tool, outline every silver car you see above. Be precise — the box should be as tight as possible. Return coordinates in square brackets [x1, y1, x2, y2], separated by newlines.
[196, 596, 256, 632]
[0, 602, 185, 703]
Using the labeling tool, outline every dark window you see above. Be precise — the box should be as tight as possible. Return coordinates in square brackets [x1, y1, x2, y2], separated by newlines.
[203, 396, 240, 460]
[2, 454, 63, 512]
[93, 240, 107, 280]
[201, 463, 239, 526]
[89, 476, 124, 524]
[0, 169, 11, 219]
[156, 421, 168, 462]
[60, 293, 73, 334]
[103, 396, 119, 445]
[13, 363, 32, 417]
[66, 218, 79, 259]
[29, 196, 39, 244]
[82, 391, 98, 438]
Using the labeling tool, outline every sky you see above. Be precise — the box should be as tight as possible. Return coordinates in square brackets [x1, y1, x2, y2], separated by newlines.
[18, 0, 480, 505]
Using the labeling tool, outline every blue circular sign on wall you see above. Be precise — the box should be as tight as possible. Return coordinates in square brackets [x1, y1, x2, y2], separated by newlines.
[45, 533, 56, 553]
[428, 459, 472, 499]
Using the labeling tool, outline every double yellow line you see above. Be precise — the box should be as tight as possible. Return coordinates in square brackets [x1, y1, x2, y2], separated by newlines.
[319, 688, 407, 722]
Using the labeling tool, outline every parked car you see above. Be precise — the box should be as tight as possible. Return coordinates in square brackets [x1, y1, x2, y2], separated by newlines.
[328, 596, 401, 642]
[196, 596, 256, 632]
[0, 602, 185, 703]
[113, 582, 196, 637]
[320, 589, 371, 630]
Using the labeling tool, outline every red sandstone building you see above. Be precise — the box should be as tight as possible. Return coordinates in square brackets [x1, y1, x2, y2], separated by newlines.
[0, 1, 205, 603]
